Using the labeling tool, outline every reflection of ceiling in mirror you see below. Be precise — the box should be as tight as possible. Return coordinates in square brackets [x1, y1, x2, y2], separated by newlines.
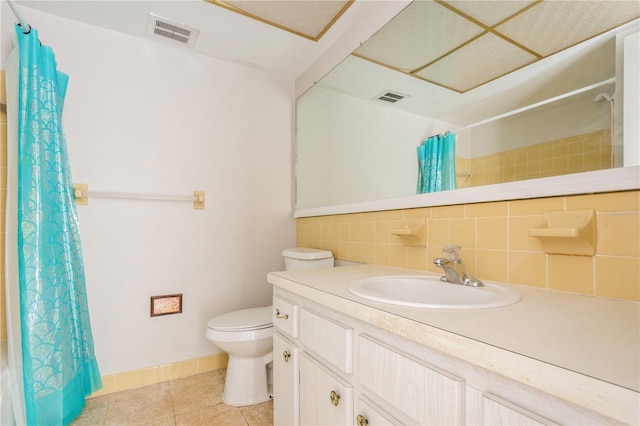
[353, 0, 640, 93]
[204, 0, 353, 40]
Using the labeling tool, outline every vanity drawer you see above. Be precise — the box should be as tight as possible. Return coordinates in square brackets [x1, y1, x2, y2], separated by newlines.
[272, 295, 298, 337]
[359, 335, 465, 425]
[299, 308, 354, 374]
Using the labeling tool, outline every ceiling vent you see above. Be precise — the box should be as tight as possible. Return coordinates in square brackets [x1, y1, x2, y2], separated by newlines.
[374, 90, 410, 104]
[147, 13, 200, 48]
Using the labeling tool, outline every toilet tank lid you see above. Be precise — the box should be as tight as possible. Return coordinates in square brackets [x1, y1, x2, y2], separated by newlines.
[282, 247, 333, 260]
[208, 306, 272, 331]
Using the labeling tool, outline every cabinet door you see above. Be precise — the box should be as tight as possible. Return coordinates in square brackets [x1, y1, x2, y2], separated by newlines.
[355, 398, 401, 426]
[482, 394, 558, 426]
[359, 335, 464, 425]
[300, 353, 353, 426]
[273, 333, 299, 426]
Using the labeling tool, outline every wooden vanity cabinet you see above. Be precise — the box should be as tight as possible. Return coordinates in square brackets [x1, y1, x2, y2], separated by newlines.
[272, 289, 616, 426]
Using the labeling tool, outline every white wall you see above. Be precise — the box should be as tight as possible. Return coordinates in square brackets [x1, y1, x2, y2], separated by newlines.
[2, 8, 295, 375]
[296, 87, 458, 209]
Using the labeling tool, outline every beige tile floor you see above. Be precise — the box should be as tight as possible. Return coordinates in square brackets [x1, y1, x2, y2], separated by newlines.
[72, 369, 273, 426]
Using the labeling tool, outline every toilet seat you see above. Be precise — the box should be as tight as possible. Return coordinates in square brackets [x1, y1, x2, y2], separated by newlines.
[207, 306, 272, 332]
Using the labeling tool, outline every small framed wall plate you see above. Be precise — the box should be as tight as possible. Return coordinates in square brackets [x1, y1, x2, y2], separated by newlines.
[150, 294, 183, 317]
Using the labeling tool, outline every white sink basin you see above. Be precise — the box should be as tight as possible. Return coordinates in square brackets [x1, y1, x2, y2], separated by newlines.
[348, 275, 521, 309]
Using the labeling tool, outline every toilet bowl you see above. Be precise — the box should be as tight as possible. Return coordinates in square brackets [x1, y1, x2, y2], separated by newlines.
[206, 247, 334, 407]
[206, 306, 273, 406]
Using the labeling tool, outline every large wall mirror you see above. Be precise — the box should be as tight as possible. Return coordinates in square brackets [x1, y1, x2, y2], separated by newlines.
[296, 0, 640, 214]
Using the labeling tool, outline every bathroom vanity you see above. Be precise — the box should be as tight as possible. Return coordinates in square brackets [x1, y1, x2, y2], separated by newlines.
[268, 264, 639, 425]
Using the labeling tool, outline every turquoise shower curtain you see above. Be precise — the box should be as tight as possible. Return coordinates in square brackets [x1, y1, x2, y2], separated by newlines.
[13, 25, 102, 425]
[416, 132, 457, 193]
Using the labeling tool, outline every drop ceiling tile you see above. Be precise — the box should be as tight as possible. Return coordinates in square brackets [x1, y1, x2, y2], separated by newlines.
[216, 0, 351, 39]
[354, 0, 485, 72]
[497, 0, 640, 56]
[443, 0, 538, 27]
[416, 33, 537, 92]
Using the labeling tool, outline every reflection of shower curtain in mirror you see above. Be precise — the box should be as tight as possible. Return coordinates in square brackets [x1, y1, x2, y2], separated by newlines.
[10, 24, 102, 425]
[416, 132, 457, 193]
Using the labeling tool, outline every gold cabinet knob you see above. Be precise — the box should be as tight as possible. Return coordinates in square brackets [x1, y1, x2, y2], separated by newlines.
[275, 308, 289, 319]
[329, 390, 340, 406]
[283, 350, 290, 362]
[356, 414, 369, 426]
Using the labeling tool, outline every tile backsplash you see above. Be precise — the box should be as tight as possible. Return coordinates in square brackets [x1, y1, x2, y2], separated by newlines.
[456, 130, 612, 189]
[296, 190, 640, 302]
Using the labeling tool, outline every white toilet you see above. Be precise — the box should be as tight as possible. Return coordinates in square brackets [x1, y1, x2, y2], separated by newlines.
[206, 247, 334, 406]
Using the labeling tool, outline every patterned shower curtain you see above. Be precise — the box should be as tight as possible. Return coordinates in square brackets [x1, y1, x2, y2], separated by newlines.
[416, 131, 457, 193]
[12, 24, 102, 425]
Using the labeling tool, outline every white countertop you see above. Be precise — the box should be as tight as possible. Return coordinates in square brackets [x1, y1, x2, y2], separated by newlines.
[268, 264, 640, 423]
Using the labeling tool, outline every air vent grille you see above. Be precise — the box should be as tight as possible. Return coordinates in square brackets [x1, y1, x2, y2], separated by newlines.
[155, 21, 191, 44]
[374, 90, 410, 104]
[147, 13, 200, 48]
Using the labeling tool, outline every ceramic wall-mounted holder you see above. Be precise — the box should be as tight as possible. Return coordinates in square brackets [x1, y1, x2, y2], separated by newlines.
[193, 191, 205, 210]
[73, 183, 89, 206]
[529, 209, 596, 256]
[391, 218, 426, 247]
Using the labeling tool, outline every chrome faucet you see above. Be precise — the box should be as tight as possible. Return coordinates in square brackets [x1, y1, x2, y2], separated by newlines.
[433, 245, 484, 287]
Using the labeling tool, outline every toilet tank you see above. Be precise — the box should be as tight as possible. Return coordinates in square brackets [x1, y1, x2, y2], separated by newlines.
[282, 248, 334, 271]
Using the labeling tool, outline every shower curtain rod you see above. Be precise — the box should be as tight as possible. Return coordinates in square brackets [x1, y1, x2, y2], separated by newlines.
[7, 0, 31, 33]
[73, 184, 205, 210]
[455, 77, 616, 133]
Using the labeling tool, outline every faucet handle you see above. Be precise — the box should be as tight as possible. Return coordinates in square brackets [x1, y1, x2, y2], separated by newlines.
[442, 245, 462, 261]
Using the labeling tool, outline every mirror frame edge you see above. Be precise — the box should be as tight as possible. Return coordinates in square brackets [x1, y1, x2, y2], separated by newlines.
[294, 166, 640, 218]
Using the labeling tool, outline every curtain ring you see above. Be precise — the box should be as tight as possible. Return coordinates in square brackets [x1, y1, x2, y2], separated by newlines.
[18, 23, 31, 34]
